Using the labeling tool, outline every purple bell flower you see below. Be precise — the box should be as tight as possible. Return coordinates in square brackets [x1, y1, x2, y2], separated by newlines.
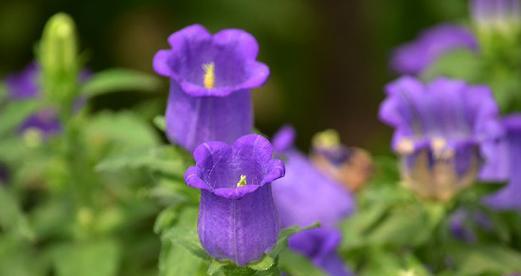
[390, 24, 478, 75]
[271, 127, 354, 276]
[153, 24, 270, 151]
[271, 126, 355, 228]
[471, 0, 521, 31]
[481, 115, 521, 210]
[289, 228, 353, 276]
[379, 76, 503, 201]
[184, 134, 284, 266]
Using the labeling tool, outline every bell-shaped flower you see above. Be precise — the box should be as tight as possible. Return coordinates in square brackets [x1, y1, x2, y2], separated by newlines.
[471, 0, 521, 33]
[270, 127, 354, 275]
[481, 114, 521, 210]
[154, 24, 269, 151]
[379, 76, 503, 201]
[390, 24, 478, 75]
[310, 129, 373, 192]
[271, 126, 355, 228]
[184, 134, 284, 266]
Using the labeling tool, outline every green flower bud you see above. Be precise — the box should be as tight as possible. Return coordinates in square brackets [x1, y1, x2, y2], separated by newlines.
[39, 13, 79, 109]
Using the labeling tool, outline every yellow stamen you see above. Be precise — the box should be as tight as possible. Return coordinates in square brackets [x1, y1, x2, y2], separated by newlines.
[202, 62, 215, 89]
[236, 175, 247, 187]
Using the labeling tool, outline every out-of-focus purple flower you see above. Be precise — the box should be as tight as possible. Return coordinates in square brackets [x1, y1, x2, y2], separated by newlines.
[310, 129, 374, 192]
[153, 24, 269, 151]
[271, 126, 355, 228]
[5, 63, 40, 100]
[271, 127, 353, 275]
[482, 115, 521, 210]
[184, 134, 284, 266]
[289, 228, 353, 276]
[471, 0, 521, 31]
[379, 76, 503, 201]
[390, 24, 478, 75]
[4, 63, 89, 138]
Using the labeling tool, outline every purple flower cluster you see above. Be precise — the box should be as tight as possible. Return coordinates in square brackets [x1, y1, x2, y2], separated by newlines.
[161, 27, 357, 270]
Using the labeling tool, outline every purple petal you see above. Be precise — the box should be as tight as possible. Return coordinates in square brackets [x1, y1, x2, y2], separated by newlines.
[165, 82, 253, 151]
[5, 63, 40, 100]
[272, 149, 354, 228]
[154, 24, 269, 97]
[484, 114, 521, 210]
[390, 24, 478, 75]
[272, 125, 296, 152]
[198, 185, 279, 265]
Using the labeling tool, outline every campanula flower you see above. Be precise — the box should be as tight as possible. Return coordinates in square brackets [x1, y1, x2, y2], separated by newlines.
[184, 134, 284, 266]
[153, 24, 270, 151]
[379, 76, 503, 201]
[471, 0, 521, 32]
[390, 24, 478, 75]
[271, 127, 354, 275]
[271, 126, 355, 228]
[310, 129, 373, 192]
[481, 115, 521, 210]
[289, 228, 353, 276]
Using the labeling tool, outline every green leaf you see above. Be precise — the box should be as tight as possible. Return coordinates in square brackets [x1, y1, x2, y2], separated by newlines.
[0, 100, 40, 136]
[277, 249, 325, 276]
[0, 187, 34, 241]
[80, 69, 160, 97]
[84, 111, 160, 153]
[422, 49, 482, 82]
[207, 260, 227, 275]
[248, 255, 275, 271]
[153, 115, 166, 132]
[51, 240, 120, 276]
[96, 145, 190, 177]
[452, 244, 521, 274]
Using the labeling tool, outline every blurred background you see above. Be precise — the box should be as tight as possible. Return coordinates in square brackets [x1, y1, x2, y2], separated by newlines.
[0, 0, 470, 154]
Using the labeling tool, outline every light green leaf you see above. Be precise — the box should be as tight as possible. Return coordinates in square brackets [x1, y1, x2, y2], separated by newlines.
[80, 69, 160, 97]
[248, 255, 274, 271]
[277, 249, 325, 276]
[153, 115, 166, 131]
[96, 145, 189, 176]
[84, 111, 160, 153]
[51, 240, 120, 276]
[0, 187, 34, 241]
[0, 100, 40, 136]
[452, 244, 521, 275]
[422, 49, 482, 82]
